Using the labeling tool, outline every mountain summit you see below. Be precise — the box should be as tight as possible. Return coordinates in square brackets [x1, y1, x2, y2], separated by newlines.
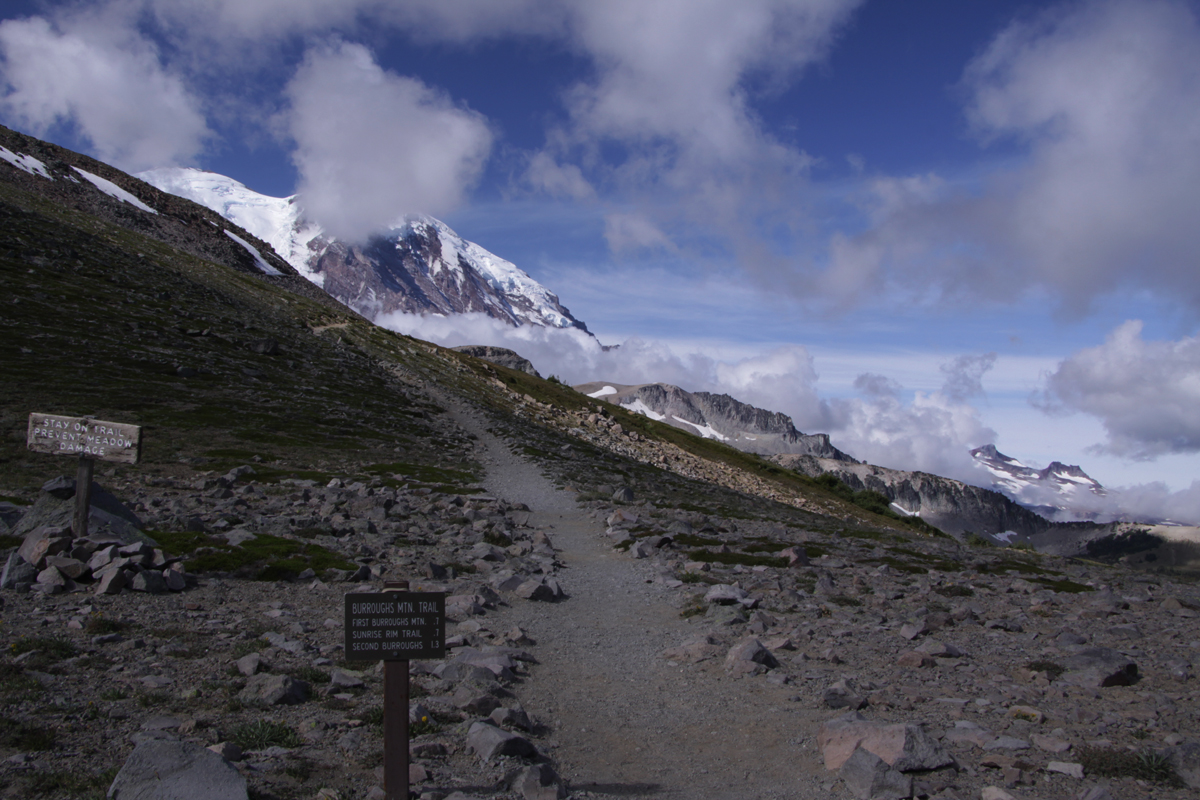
[138, 167, 589, 332]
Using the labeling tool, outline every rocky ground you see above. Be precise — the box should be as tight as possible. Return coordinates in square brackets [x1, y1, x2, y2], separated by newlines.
[0, 401, 1198, 800]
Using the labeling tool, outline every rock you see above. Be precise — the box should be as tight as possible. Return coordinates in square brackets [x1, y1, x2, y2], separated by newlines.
[129, 569, 168, 594]
[514, 579, 556, 602]
[18, 526, 72, 568]
[823, 679, 867, 711]
[660, 636, 723, 664]
[1031, 733, 1071, 754]
[1167, 740, 1200, 789]
[13, 481, 148, 544]
[982, 737, 1029, 752]
[724, 638, 779, 676]
[817, 711, 952, 772]
[705, 584, 753, 607]
[235, 654, 263, 677]
[490, 707, 531, 730]
[106, 738, 247, 799]
[512, 763, 567, 800]
[780, 546, 809, 567]
[838, 746, 913, 800]
[1075, 787, 1115, 800]
[896, 651, 936, 668]
[0, 552, 37, 589]
[207, 742, 244, 762]
[1060, 647, 1139, 687]
[454, 688, 502, 716]
[980, 788, 1017, 800]
[942, 721, 995, 749]
[612, 486, 635, 502]
[237, 674, 308, 706]
[466, 721, 536, 762]
[44, 554, 87, 579]
[1047, 761, 1085, 779]
[329, 668, 364, 688]
[95, 567, 127, 595]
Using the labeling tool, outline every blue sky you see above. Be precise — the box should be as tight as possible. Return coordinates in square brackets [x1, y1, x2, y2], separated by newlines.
[4, 0, 1200, 521]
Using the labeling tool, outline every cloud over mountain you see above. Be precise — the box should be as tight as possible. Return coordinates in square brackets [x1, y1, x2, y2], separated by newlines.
[282, 41, 492, 241]
[0, 11, 210, 170]
[1038, 320, 1200, 459]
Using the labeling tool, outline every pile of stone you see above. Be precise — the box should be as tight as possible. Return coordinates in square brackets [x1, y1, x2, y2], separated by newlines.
[0, 524, 188, 595]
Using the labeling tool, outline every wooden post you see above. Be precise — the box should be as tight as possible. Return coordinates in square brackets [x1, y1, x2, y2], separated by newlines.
[73, 456, 94, 539]
[383, 580, 410, 800]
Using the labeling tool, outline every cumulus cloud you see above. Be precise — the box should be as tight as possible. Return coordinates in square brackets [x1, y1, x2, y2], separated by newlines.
[826, 0, 1200, 313]
[941, 352, 997, 403]
[373, 309, 1004, 481]
[1037, 320, 1200, 459]
[0, 13, 210, 170]
[373, 309, 833, 428]
[603, 212, 676, 254]
[828, 378, 997, 482]
[283, 41, 492, 240]
[529, 0, 860, 253]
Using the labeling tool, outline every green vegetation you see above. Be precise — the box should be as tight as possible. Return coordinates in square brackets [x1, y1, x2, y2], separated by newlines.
[0, 716, 55, 750]
[231, 720, 303, 750]
[1078, 746, 1181, 785]
[19, 766, 119, 800]
[686, 549, 787, 569]
[151, 529, 355, 580]
[1026, 660, 1065, 680]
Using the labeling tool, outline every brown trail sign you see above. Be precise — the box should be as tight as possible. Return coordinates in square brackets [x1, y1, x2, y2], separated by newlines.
[346, 582, 445, 800]
[26, 413, 142, 539]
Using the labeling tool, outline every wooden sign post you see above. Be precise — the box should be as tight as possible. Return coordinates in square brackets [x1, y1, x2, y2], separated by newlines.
[345, 581, 445, 800]
[26, 413, 142, 538]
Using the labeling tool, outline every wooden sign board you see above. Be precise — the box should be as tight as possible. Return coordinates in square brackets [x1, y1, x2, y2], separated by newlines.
[27, 413, 142, 464]
[344, 592, 445, 661]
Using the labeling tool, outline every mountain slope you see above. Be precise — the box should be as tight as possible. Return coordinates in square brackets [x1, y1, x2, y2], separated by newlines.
[138, 167, 589, 332]
[970, 443, 1107, 519]
[575, 381, 856, 459]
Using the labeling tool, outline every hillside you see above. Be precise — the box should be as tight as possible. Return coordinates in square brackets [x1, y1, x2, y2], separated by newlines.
[2, 129, 1199, 800]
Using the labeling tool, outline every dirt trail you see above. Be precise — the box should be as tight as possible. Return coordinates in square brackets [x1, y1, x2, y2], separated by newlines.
[448, 404, 831, 799]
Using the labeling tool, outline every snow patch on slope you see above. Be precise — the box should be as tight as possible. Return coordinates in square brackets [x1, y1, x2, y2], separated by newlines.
[73, 168, 156, 213]
[224, 230, 282, 276]
[0, 146, 51, 179]
[138, 167, 323, 284]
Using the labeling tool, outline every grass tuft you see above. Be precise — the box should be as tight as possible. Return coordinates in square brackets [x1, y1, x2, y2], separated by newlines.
[230, 720, 303, 750]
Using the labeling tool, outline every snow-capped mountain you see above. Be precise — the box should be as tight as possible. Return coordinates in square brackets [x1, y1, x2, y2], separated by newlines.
[137, 168, 589, 331]
[576, 381, 857, 459]
[971, 444, 1105, 513]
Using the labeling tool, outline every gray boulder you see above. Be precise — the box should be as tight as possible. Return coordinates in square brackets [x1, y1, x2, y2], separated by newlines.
[0, 551, 38, 590]
[106, 738, 247, 799]
[512, 763, 567, 800]
[14, 477, 150, 544]
[839, 746, 913, 800]
[236, 674, 308, 706]
[466, 721, 536, 761]
[1168, 740, 1200, 789]
[1061, 647, 1139, 687]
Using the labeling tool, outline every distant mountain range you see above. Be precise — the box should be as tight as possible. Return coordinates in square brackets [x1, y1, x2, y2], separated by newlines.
[574, 381, 856, 460]
[970, 443, 1106, 515]
[137, 168, 590, 333]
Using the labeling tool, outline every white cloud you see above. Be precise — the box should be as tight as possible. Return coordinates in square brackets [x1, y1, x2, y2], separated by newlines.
[1038, 320, 1200, 459]
[528, 0, 861, 253]
[0, 13, 210, 170]
[603, 212, 676, 254]
[826, 376, 997, 483]
[827, 0, 1200, 313]
[940, 352, 997, 403]
[283, 41, 493, 241]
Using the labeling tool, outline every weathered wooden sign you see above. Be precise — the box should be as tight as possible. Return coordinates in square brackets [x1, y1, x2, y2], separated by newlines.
[26, 413, 142, 464]
[344, 592, 445, 661]
[347, 583, 445, 800]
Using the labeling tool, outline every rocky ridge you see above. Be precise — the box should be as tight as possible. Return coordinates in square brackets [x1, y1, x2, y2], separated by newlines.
[574, 381, 856, 459]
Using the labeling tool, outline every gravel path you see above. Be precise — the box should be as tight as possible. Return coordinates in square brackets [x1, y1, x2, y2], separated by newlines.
[451, 405, 831, 799]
